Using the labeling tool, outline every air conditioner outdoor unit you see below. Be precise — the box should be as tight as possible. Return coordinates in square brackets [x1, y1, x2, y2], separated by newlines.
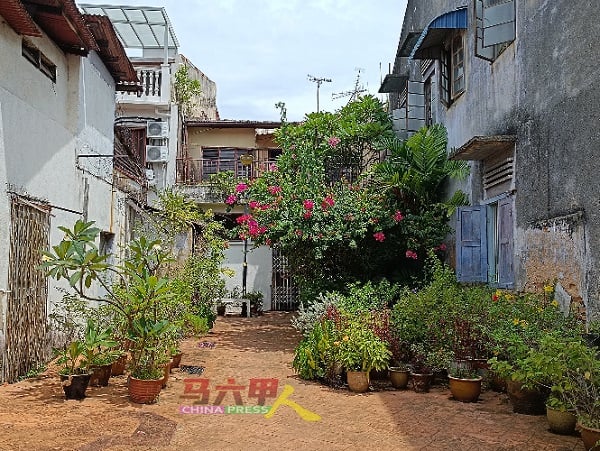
[146, 121, 169, 138]
[146, 145, 169, 163]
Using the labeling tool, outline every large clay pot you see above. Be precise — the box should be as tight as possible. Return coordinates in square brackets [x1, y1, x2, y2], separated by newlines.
[128, 377, 163, 404]
[388, 367, 410, 389]
[346, 370, 370, 393]
[506, 379, 548, 415]
[448, 375, 483, 402]
[60, 373, 91, 400]
[89, 363, 112, 387]
[578, 422, 600, 450]
[411, 372, 433, 393]
[546, 406, 577, 435]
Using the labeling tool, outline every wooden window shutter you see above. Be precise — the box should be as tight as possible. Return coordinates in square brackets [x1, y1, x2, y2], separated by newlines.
[497, 197, 514, 288]
[456, 206, 488, 282]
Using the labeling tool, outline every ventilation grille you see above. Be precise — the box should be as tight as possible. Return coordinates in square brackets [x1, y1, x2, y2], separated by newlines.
[484, 156, 513, 190]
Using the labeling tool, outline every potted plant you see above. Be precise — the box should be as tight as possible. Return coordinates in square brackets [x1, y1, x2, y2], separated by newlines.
[545, 395, 577, 435]
[127, 316, 172, 404]
[242, 291, 264, 317]
[447, 360, 483, 403]
[336, 318, 391, 393]
[82, 319, 120, 387]
[56, 340, 91, 400]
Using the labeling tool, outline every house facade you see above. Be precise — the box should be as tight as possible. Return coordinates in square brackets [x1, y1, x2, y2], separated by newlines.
[383, 0, 600, 320]
[0, 0, 138, 381]
[179, 120, 296, 312]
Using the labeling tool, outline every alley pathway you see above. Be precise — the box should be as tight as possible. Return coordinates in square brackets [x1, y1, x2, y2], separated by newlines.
[0, 313, 587, 450]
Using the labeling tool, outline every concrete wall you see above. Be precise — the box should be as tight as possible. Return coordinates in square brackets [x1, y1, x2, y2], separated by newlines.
[0, 20, 122, 318]
[188, 128, 260, 154]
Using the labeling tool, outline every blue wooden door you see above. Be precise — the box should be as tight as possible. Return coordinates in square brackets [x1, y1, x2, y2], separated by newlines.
[456, 206, 488, 282]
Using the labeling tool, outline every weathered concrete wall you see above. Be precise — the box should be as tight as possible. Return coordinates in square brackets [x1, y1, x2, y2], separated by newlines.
[515, 0, 600, 317]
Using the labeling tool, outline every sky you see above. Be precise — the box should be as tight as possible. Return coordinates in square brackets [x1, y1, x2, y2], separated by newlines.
[79, 1, 408, 122]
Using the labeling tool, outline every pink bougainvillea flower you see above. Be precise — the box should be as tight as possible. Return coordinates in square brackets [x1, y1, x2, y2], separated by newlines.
[265, 238, 272, 246]
[295, 229, 303, 237]
[405, 250, 418, 260]
[225, 194, 237, 205]
[268, 185, 282, 195]
[373, 232, 386, 242]
[321, 195, 335, 209]
[236, 214, 252, 224]
[393, 211, 404, 222]
[235, 183, 248, 193]
[269, 163, 279, 172]
[327, 136, 341, 147]
[260, 203, 270, 210]
[303, 211, 312, 219]
[238, 232, 247, 240]
[248, 200, 260, 209]
[436, 243, 447, 251]
[303, 199, 315, 210]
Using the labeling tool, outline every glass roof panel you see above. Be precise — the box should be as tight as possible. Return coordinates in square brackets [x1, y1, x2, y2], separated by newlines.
[123, 9, 146, 23]
[78, 4, 179, 49]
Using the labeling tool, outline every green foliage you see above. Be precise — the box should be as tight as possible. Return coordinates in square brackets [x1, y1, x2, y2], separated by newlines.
[56, 340, 86, 375]
[292, 319, 337, 380]
[48, 290, 91, 348]
[17, 364, 47, 381]
[173, 64, 202, 117]
[335, 316, 391, 373]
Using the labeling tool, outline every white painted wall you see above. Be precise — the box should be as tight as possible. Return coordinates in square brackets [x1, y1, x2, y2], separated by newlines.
[223, 241, 273, 311]
[0, 21, 122, 315]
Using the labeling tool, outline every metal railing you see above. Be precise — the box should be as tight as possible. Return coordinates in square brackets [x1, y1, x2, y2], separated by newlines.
[176, 158, 278, 185]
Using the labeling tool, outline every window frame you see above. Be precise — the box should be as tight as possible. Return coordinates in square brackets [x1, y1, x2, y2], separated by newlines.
[440, 32, 465, 106]
[22, 39, 57, 83]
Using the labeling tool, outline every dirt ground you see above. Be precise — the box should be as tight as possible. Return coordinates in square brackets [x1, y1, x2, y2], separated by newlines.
[0, 312, 587, 451]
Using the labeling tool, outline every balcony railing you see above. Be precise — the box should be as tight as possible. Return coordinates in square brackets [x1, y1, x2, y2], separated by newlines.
[176, 158, 278, 185]
[117, 66, 170, 103]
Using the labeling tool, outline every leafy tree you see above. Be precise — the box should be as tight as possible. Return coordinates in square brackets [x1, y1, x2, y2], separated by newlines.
[227, 97, 467, 302]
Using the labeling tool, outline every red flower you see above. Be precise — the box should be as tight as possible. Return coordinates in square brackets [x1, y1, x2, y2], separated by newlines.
[303, 211, 312, 219]
[235, 183, 248, 193]
[405, 250, 418, 260]
[268, 185, 282, 195]
[321, 196, 335, 209]
[303, 199, 315, 210]
[393, 211, 404, 222]
[373, 232, 385, 242]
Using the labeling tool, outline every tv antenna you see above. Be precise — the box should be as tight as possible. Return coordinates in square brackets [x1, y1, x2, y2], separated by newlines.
[332, 68, 367, 103]
[307, 74, 332, 112]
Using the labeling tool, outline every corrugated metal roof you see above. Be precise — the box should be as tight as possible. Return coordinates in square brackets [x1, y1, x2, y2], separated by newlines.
[410, 8, 468, 60]
[378, 73, 409, 93]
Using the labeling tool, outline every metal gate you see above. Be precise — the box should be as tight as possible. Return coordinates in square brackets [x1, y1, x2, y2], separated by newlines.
[2, 196, 51, 382]
[271, 245, 299, 311]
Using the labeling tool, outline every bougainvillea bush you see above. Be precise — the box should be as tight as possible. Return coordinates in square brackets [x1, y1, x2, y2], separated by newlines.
[227, 96, 468, 302]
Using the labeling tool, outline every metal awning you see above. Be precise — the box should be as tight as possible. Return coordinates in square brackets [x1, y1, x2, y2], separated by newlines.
[450, 135, 517, 160]
[410, 8, 468, 60]
[378, 73, 409, 93]
[397, 31, 422, 57]
[79, 4, 179, 50]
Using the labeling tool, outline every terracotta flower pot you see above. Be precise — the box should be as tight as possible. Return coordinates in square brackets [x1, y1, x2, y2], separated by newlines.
[578, 422, 600, 450]
[128, 376, 162, 404]
[546, 406, 576, 435]
[448, 375, 483, 402]
[111, 354, 127, 376]
[388, 367, 410, 389]
[346, 370, 370, 393]
[170, 352, 183, 369]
